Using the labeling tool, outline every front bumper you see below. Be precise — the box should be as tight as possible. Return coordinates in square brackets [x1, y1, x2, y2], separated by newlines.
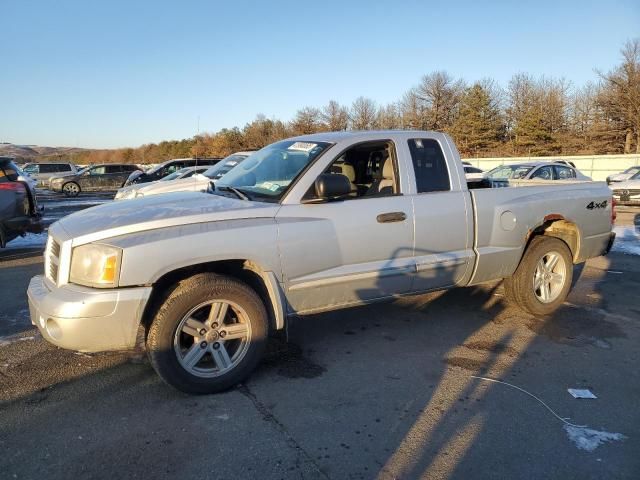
[27, 275, 152, 352]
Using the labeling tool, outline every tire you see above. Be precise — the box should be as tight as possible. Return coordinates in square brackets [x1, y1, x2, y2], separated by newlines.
[503, 236, 573, 316]
[62, 182, 80, 197]
[146, 273, 268, 394]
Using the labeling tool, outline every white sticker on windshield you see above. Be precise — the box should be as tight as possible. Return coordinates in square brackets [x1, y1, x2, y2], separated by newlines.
[288, 142, 317, 152]
[225, 161, 238, 166]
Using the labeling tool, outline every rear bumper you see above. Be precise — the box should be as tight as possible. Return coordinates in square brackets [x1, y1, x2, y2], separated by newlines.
[27, 275, 152, 352]
[4, 214, 43, 234]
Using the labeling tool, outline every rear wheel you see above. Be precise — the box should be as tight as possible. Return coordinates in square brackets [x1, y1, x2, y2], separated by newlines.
[62, 182, 80, 197]
[503, 236, 573, 316]
[146, 273, 268, 394]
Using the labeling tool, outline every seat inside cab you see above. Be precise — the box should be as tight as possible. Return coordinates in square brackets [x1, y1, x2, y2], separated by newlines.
[312, 141, 398, 199]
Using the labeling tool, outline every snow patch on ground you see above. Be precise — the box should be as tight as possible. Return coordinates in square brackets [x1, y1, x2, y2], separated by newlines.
[5, 232, 48, 249]
[564, 425, 627, 452]
[0, 335, 37, 347]
[611, 226, 640, 256]
[6, 232, 47, 249]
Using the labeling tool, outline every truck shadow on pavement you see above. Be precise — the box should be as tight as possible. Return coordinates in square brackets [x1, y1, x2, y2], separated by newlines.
[0, 252, 637, 479]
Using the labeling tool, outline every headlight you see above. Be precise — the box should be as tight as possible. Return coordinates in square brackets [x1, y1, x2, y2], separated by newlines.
[70, 244, 122, 288]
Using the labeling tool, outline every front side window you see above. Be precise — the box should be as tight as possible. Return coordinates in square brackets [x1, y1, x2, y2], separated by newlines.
[303, 141, 398, 201]
[219, 140, 331, 202]
[408, 139, 450, 193]
[90, 166, 106, 175]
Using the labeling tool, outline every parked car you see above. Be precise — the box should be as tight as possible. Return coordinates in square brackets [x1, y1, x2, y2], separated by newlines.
[27, 131, 614, 394]
[463, 164, 484, 180]
[606, 166, 640, 185]
[485, 161, 590, 186]
[115, 152, 253, 200]
[116, 165, 211, 200]
[123, 158, 220, 187]
[22, 162, 78, 187]
[611, 170, 640, 205]
[49, 163, 142, 196]
[0, 157, 42, 247]
[14, 163, 38, 189]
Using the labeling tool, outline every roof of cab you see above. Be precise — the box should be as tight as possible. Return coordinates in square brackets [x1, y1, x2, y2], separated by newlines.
[289, 130, 444, 143]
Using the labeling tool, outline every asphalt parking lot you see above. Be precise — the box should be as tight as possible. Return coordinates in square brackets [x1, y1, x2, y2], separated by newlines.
[0, 192, 639, 479]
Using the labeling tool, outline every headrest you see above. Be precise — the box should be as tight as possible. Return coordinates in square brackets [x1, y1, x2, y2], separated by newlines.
[382, 158, 394, 179]
[331, 163, 356, 182]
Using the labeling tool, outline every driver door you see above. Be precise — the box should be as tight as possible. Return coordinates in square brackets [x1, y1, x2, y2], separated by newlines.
[276, 141, 415, 315]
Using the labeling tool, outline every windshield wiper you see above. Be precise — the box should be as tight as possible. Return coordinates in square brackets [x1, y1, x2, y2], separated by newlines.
[216, 185, 251, 201]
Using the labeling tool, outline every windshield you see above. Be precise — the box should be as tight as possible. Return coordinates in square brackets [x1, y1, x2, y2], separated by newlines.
[486, 165, 534, 180]
[76, 166, 89, 175]
[203, 154, 248, 180]
[630, 170, 640, 180]
[216, 140, 332, 201]
[623, 166, 640, 174]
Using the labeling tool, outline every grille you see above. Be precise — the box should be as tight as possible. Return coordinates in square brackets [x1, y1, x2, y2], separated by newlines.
[46, 237, 61, 283]
[51, 239, 60, 258]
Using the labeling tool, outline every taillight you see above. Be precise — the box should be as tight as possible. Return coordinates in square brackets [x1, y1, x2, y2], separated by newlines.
[611, 196, 617, 224]
[0, 182, 26, 193]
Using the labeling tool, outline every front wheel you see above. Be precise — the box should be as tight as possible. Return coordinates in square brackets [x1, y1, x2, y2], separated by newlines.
[62, 182, 80, 197]
[146, 273, 268, 394]
[503, 236, 573, 316]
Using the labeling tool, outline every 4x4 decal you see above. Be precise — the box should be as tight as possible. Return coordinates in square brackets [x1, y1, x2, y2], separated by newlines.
[586, 200, 608, 210]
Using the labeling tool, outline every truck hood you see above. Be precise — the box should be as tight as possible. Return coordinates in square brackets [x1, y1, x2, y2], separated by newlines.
[56, 191, 279, 245]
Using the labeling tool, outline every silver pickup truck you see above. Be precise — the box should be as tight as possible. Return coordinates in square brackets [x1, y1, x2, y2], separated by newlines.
[27, 131, 616, 394]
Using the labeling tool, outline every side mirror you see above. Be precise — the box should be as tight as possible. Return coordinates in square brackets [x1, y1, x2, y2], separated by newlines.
[313, 174, 352, 201]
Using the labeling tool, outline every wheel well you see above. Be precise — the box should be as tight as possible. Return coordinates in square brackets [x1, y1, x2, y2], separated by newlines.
[140, 259, 278, 333]
[526, 218, 580, 262]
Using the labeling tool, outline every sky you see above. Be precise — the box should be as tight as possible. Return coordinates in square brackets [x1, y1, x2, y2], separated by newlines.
[1, 0, 639, 149]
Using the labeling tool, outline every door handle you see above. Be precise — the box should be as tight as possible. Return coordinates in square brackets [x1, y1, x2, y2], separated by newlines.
[377, 212, 407, 223]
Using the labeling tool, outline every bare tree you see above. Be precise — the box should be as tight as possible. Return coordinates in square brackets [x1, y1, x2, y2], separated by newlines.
[321, 100, 349, 131]
[376, 103, 401, 129]
[414, 71, 465, 130]
[350, 96, 377, 130]
[598, 38, 640, 153]
[290, 107, 323, 135]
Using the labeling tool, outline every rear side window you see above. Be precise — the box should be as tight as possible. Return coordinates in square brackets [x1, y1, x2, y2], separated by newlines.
[106, 165, 123, 174]
[531, 166, 553, 180]
[407, 139, 450, 193]
[39, 164, 57, 173]
[554, 165, 575, 179]
[57, 164, 72, 172]
[0, 161, 20, 181]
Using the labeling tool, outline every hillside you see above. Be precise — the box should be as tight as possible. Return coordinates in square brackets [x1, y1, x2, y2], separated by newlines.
[0, 143, 87, 162]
